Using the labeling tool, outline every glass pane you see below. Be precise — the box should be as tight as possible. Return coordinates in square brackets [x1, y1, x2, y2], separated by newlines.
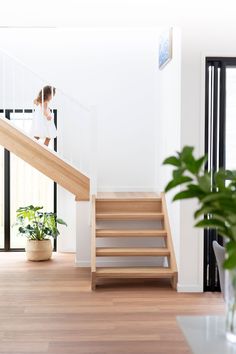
[226, 68, 236, 170]
[0, 147, 4, 249]
[10, 112, 54, 249]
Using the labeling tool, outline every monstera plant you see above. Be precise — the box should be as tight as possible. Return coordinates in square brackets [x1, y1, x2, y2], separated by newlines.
[15, 205, 67, 261]
[163, 146, 236, 343]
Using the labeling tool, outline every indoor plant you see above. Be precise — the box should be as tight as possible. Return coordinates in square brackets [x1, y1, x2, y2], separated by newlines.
[163, 146, 236, 343]
[15, 205, 67, 261]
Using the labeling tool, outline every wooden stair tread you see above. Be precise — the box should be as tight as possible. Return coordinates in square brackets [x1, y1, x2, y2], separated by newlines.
[95, 267, 174, 278]
[96, 247, 170, 256]
[96, 212, 164, 220]
[96, 229, 167, 237]
[96, 197, 162, 202]
[96, 198, 162, 214]
[96, 192, 161, 200]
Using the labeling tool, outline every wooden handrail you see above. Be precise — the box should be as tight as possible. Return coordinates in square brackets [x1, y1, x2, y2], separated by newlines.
[0, 115, 90, 201]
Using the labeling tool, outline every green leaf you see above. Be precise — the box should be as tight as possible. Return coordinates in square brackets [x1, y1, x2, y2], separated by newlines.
[194, 206, 229, 223]
[163, 156, 181, 167]
[14, 205, 67, 240]
[173, 168, 185, 178]
[195, 156, 208, 173]
[225, 240, 236, 254]
[224, 254, 236, 269]
[187, 184, 206, 198]
[227, 214, 236, 224]
[173, 189, 199, 201]
[218, 200, 236, 214]
[217, 229, 232, 239]
[224, 170, 236, 181]
[201, 192, 231, 203]
[181, 146, 194, 162]
[34, 206, 43, 211]
[194, 218, 226, 229]
[230, 226, 236, 240]
[56, 218, 67, 226]
[197, 174, 211, 192]
[194, 205, 215, 219]
[180, 146, 196, 173]
[165, 176, 193, 193]
[163, 146, 236, 259]
[214, 170, 227, 190]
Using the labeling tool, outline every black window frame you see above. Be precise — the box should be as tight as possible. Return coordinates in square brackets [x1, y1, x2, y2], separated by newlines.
[204, 57, 236, 291]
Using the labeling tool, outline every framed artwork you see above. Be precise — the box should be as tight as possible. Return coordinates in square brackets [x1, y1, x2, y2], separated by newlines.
[159, 28, 173, 70]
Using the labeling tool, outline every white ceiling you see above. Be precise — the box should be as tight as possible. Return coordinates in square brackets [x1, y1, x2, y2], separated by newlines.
[0, 0, 235, 28]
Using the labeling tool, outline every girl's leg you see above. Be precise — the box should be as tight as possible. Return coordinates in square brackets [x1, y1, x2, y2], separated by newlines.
[44, 137, 50, 146]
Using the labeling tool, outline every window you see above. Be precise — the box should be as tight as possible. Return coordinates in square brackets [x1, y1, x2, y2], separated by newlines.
[205, 57, 236, 291]
[0, 109, 57, 251]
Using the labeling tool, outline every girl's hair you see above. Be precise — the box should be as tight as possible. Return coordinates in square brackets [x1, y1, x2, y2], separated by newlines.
[35, 86, 56, 104]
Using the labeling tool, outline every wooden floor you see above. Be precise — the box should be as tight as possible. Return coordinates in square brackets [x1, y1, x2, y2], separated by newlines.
[0, 253, 224, 354]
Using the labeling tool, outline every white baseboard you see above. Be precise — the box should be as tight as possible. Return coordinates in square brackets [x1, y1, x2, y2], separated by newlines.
[177, 283, 203, 292]
[57, 248, 76, 253]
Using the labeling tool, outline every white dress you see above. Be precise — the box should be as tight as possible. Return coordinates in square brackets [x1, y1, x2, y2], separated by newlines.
[30, 104, 57, 139]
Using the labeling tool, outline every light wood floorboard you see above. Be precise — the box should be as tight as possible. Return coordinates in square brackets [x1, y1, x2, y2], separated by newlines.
[0, 253, 224, 354]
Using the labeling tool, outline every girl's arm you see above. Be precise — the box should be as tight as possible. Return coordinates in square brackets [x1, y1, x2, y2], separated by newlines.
[43, 102, 52, 121]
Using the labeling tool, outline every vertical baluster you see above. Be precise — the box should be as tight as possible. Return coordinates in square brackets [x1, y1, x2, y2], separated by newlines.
[12, 59, 15, 121]
[49, 85, 53, 151]
[33, 76, 37, 122]
[90, 105, 98, 195]
[42, 84, 44, 115]
[51, 85, 54, 129]
[2, 54, 5, 117]
[22, 65, 25, 123]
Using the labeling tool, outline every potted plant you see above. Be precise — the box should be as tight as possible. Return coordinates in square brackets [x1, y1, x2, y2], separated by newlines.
[163, 146, 236, 343]
[15, 205, 67, 261]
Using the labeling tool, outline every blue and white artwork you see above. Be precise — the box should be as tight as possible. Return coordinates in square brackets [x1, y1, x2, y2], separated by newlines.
[159, 28, 173, 69]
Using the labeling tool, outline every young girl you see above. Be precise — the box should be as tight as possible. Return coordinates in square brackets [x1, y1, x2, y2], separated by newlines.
[31, 86, 57, 146]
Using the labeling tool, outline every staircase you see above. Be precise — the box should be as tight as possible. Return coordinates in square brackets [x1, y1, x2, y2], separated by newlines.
[0, 115, 90, 201]
[91, 192, 178, 290]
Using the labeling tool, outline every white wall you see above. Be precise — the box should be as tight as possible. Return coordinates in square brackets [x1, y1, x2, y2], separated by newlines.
[0, 27, 161, 253]
[156, 27, 181, 272]
[0, 28, 159, 190]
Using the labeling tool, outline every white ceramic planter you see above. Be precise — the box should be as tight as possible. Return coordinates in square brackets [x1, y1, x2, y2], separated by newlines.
[25, 239, 53, 261]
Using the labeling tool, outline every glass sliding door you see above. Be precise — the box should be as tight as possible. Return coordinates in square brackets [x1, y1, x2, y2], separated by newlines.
[205, 60, 223, 292]
[10, 156, 55, 249]
[225, 68, 236, 170]
[0, 109, 57, 251]
[205, 58, 236, 291]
